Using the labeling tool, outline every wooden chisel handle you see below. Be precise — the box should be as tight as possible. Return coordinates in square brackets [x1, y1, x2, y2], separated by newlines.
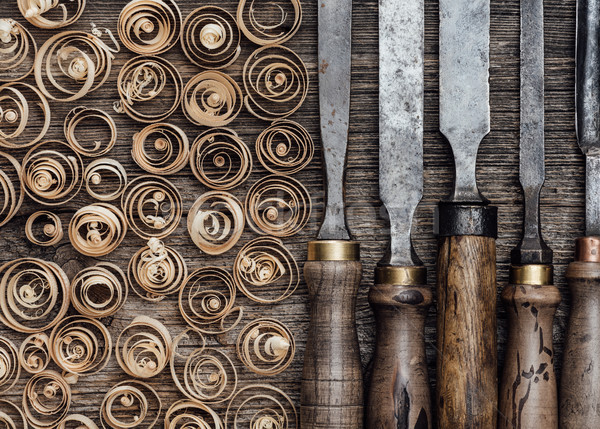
[301, 240, 363, 429]
[366, 267, 432, 429]
[499, 266, 560, 429]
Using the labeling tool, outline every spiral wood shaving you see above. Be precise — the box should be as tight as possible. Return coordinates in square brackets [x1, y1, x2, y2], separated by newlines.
[128, 238, 187, 301]
[58, 414, 99, 429]
[100, 380, 161, 429]
[245, 175, 311, 237]
[181, 6, 240, 70]
[34, 31, 116, 102]
[0, 258, 69, 333]
[115, 55, 182, 123]
[70, 263, 127, 318]
[165, 399, 223, 429]
[234, 237, 298, 303]
[170, 329, 237, 404]
[132, 123, 189, 175]
[178, 267, 242, 335]
[190, 129, 252, 190]
[18, 0, 86, 29]
[256, 120, 313, 175]
[23, 370, 71, 429]
[0, 399, 28, 429]
[68, 203, 127, 257]
[84, 159, 128, 201]
[182, 71, 242, 127]
[118, 0, 182, 55]
[22, 140, 83, 206]
[0, 82, 50, 148]
[64, 106, 117, 157]
[0, 151, 23, 227]
[19, 333, 50, 374]
[0, 337, 20, 393]
[116, 315, 172, 379]
[236, 318, 294, 376]
[0, 19, 36, 82]
[224, 384, 297, 429]
[243, 45, 308, 121]
[237, 0, 302, 46]
[25, 211, 63, 246]
[121, 175, 182, 239]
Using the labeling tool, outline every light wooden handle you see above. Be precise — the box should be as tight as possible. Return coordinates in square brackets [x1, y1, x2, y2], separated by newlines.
[301, 259, 363, 429]
[499, 281, 560, 429]
[367, 279, 433, 429]
[436, 235, 497, 428]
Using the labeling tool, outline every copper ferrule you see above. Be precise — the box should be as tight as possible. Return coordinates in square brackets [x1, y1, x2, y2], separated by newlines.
[510, 264, 553, 285]
[307, 240, 360, 261]
[375, 266, 426, 285]
[575, 236, 600, 262]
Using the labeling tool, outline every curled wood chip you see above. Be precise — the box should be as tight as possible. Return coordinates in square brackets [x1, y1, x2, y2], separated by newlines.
[34, 31, 116, 102]
[128, 238, 187, 302]
[0, 19, 36, 82]
[243, 45, 308, 121]
[115, 55, 182, 123]
[245, 175, 311, 237]
[190, 128, 252, 190]
[0, 258, 70, 333]
[64, 106, 117, 157]
[116, 315, 172, 379]
[70, 263, 127, 318]
[178, 267, 242, 335]
[118, 0, 182, 55]
[22, 140, 83, 206]
[0, 81, 51, 148]
[224, 384, 297, 429]
[187, 191, 245, 255]
[182, 71, 242, 127]
[181, 6, 241, 70]
[132, 123, 189, 175]
[58, 415, 99, 429]
[100, 380, 162, 429]
[170, 328, 237, 404]
[0, 399, 28, 429]
[19, 333, 51, 374]
[256, 119, 313, 175]
[234, 236, 299, 303]
[165, 399, 223, 429]
[23, 370, 71, 429]
[49, 316, 112, 378]
[0, 151, 23, 227]
[121, 175, 182, 239]
[25, 211, 63, 246]
[84, 158, 128, 201]
[18, 0, 86, 28]
[236, 318, 295, 376]
[0, 337, 20, 393]
[237, 0, 302, 46]
[68, 203, 127, 257]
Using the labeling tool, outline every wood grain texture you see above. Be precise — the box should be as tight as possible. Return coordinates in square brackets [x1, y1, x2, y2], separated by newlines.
[366, 282, 432, 429]
[301, 260, 363, 429]
[436, 235, 497, 428]
[499, 282, 560, 429]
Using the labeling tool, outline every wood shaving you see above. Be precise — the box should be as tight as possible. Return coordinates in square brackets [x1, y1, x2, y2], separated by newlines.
[25, 211, 63, 246]
[70, 263, 127, 319]
[256, 119, 314, 175]
[0, 19, 37, 82]
[64, 106, 117, 157]
[131, 123, 189, 175]
[99, 380, 161, 429]
[190, 128, 252, 190]
[0, 399, 28, 429]
[187, 191, 245, 255]
[164, 399, 223, 429]
[245, 174, 311, 237]
[68, 203, 127, 257]
[58, 415, 99, 429]
[0, 337, 20, 393]
[18, 0, 86, 29]
[181, 6, 241, 70]
[23, 370, 71, 429]
[243, 45, 308, 121]
[84, 158, 128, 201]
[237, 0, 302, 46]
[19, 333, 51, 374]
[0, 151, 23, 227]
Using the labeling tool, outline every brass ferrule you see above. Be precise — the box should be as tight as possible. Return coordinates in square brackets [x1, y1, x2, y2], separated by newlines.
[375, 265, 426, 285]
[307, 240, 360, 261]
[510, 264, 553, 285]
[575, 236, 600, 262]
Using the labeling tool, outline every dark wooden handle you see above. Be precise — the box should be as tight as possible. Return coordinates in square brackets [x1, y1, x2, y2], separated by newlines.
[499, 282, 560, 429]
[301, 259, 363, 429]
[560, 260, 600, 428]
[367, 282, 433, 429]
[436, 235, 497, 428]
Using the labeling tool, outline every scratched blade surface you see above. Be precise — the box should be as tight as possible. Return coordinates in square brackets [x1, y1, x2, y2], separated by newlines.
[317, 0, 352, 240]
[439, 0, 490, 203]
[378, 0, 424, 266]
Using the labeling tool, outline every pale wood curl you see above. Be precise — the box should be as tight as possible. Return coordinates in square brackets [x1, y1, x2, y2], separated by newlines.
[25, 211, 63, 246]
[0, 336, 20, 393]
[164, 399, 223, 429]
[68, 203, 127, 257]
[22, 370, 71, 429]
[64, 106, 117, 157]
[0, 19, 37, 82]
[18, 0, 86, 29]
[256, 119, 313, 175]
[19, 333, 51, 374]
[100, 380, 162, 429]
[0, 399, 28, 429]
[70, 263, 127, 318]
[132, 123, 189, 175]
[84, 158, 127, 201]
[237, 0, 302, 46]
[0, 151, 23, 227]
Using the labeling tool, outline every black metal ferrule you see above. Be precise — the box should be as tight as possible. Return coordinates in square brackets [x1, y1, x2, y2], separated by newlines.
[434, 202, 498, 238]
